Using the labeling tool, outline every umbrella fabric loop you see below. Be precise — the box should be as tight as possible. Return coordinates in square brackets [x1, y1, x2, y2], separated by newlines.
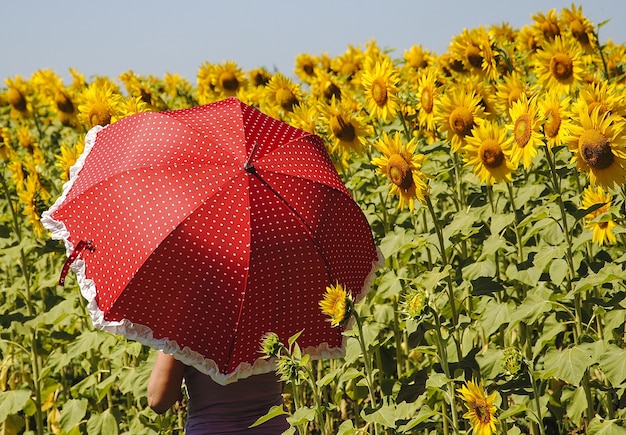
[58, 240, 96, 286]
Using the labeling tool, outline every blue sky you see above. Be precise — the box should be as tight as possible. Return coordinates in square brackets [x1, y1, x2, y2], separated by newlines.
[3, 1, 624, 84]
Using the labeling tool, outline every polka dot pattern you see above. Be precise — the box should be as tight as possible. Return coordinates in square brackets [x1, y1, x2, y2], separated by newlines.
[48, 97, 381, 378]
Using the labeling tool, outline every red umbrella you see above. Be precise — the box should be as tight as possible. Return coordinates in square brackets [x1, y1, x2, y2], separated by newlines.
[43, 97, 383, 384]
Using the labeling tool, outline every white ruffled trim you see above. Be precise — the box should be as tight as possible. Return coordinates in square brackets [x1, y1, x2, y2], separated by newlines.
[41, 124, 386, 385]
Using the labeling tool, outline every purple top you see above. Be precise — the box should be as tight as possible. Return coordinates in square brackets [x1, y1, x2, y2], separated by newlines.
[184, 369, 289, 434]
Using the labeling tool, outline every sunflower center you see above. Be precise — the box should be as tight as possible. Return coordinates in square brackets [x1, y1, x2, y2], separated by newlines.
[465, 45, 483, 68]
[508, 88, 522, 106]
[324, 82, 341, 101]
[588, 101, 607, 116]
[340, 62, 357, 78]
[329, 115, 356, 142]
[55, 91, 75, 114]
[371, 79, 388, 106]
[514, 114, 532, 147]
[544, 108, 561, 138]
[473, 400, 491, 424]
[302, 62, 315, 76]
[276, 89, 298, 112]
[420, 87, 434, 113]
[480, 139, 505, 168]
[88, 102, 113, 127]
[449, 107, 474, 137]
[550, 54, 574, 81]
[387, 154, 413, 190]
[580, 129, 614, 170]
[542, 21, 560, 40]
[8, 88, 27, 112]
[571, 20, 590, 45]
[219, 71, 240, 91]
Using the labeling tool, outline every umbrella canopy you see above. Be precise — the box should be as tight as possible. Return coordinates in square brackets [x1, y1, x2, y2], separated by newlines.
[42, 97, 382, 384]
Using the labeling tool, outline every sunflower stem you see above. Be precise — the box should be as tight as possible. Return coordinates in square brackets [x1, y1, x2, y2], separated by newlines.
[545, 146, 596, 425]
[505, 182, 524, 263]
[425, 195, 462, 361]
[353, 311, 378, 411]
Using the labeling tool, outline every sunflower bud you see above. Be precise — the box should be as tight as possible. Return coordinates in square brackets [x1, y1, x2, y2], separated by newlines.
[260, 332, 283, 358]
[403, 287, 429, 320]
[276, 355, 301, 383]
[502, 347, 524, 376]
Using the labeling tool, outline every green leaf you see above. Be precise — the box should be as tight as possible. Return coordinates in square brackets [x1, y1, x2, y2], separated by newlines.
[569, 202, 606, 221]
[250, 405, 288, 428]
[490, 212, 516, 236]
[362, 403, 396, 428]
[336, 419, 357, 435]
[86, 409, 119, 435]
[60, 398, 88, 432]
[286, 406, 316, 426]
[0, 390, 32, 423]
[588, 417, 626, 435]
[509, 286, 552, 326]
[598, 345, 626, 387]
[477, 298, 514, 337]
[565, 386, 587, 428]
[548, 258, 568, 285]
[544, 346, 594, 385]
[498, 403, 527, 420]
[574, 263, 626, 295]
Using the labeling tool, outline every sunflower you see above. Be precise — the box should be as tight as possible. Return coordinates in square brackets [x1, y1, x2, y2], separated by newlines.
[77, 80, 124, 128]
[495, 71, 530, 114]
[560, 4, 597, 52]
[415, 67, 440, 132]
[581, 185, 617, 246]
[457, 380, 499, 435]
[331, 44, 365, 83]
[5, 76, 30, 119]
[289, 102, 318, 135]
[196, 61, 219, 104]
[294, 53, 319, 83]
[463, 120, 515, 185]
[436, 86, 485, 153]
[534, 35, 584, 95]
[403, 44, 434, 73]
[360, 57, 401, 122]
[310, 70, 343, 103]
[55, 139, 85, 182]
[574, 79, 626, 119]
[17, 174, 51, 239]
[118, 96, 150, 119]
[507, 94, 543, 169]
[318, 96, 372, 155]
[538, 89, 573, 148]
[531, 8, 561, 43]
[264, 73, 301, 116]
[212, 61, 247, 98]
[248, 68, 272, 88]
[0, 127, 16, 162]
[516, 25, 541, 54]
[567, 104, 626, 187]
[319, 283, 353, 327]
[371, 131, 429, 211]
[450, 26, 499, 81]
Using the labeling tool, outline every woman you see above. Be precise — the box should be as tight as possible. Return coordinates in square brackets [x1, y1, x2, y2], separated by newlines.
[148, 352, 289, 434]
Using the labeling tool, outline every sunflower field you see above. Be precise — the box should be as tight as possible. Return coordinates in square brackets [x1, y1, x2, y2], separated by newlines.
[2, 4, 626, 435]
